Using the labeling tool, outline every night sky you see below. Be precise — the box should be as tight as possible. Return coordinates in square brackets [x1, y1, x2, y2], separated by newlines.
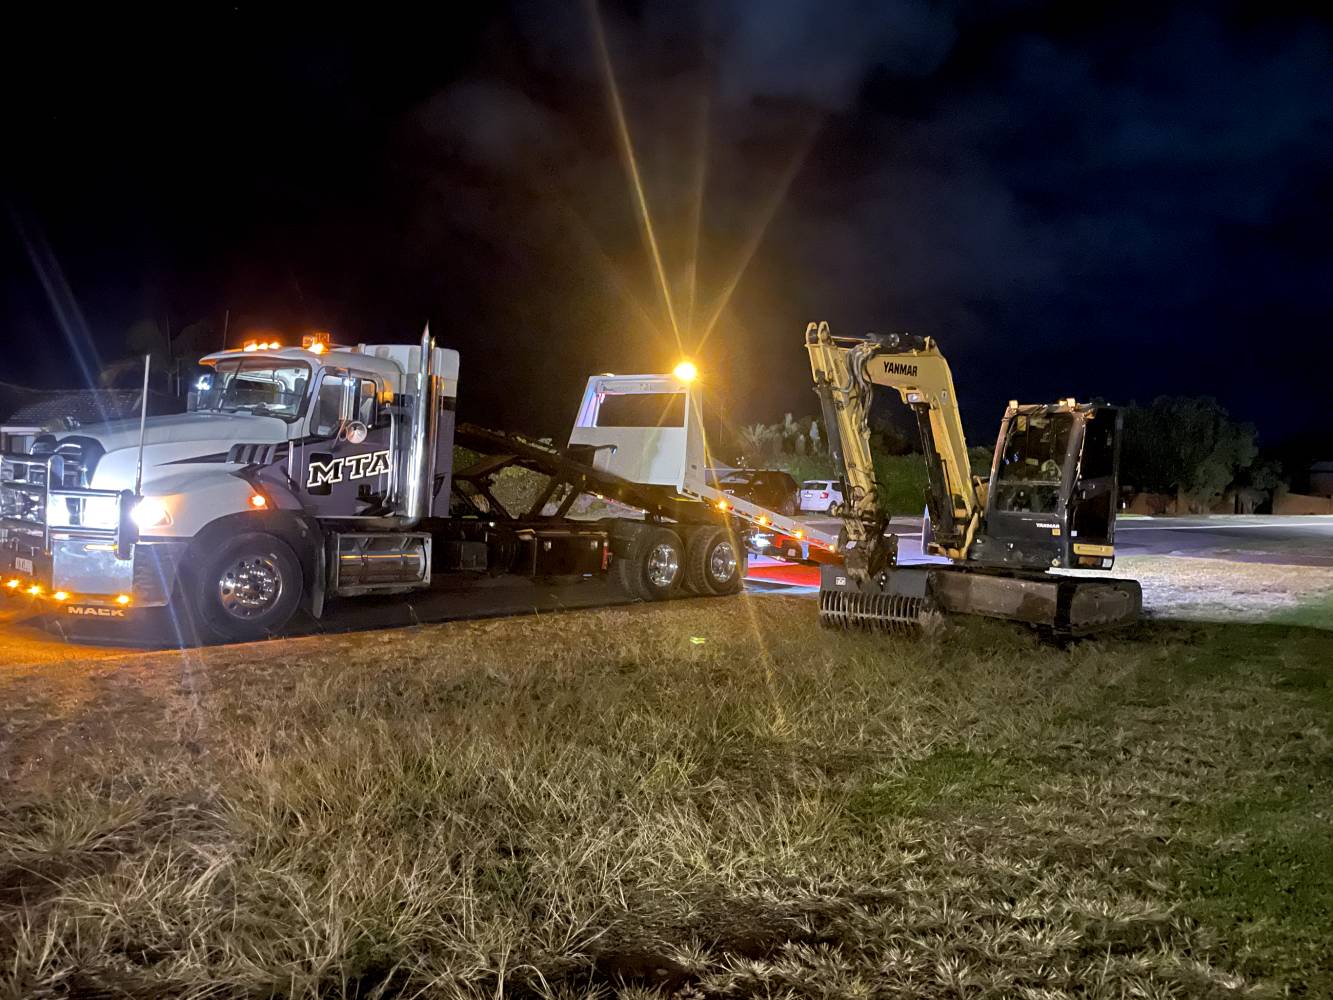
[3, 3, 1331, 444]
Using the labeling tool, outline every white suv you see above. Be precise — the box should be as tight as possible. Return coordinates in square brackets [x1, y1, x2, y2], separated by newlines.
[799, 479, 845, 514]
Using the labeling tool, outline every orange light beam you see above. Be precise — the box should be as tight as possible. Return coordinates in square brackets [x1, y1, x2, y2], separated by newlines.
[684, 89, 711, 336]
[588, 0, 682, 350]
[696, 120, 823, 349]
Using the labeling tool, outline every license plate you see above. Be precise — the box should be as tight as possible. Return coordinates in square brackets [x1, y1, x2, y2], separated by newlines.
[15, 557, 33, 574]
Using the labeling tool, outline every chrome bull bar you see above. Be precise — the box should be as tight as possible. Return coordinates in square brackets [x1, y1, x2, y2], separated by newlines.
[1, 453, 136, 556]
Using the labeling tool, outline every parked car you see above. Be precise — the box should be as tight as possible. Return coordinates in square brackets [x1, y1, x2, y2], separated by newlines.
[799, 479, 845, 514]
[708, 469, 800, 515]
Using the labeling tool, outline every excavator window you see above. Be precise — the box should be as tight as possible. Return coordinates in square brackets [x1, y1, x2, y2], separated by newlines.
[992, 412, 1074, 514]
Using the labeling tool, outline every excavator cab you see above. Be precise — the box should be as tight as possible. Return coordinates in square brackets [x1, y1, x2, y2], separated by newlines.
[970, 401, 1122, 572]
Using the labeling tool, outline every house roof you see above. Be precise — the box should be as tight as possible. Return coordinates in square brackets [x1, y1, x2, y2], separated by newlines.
[1, 384, 178, 429]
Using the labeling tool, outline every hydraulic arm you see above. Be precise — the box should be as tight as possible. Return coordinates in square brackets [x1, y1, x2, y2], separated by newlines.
[807, 321, 980, 581]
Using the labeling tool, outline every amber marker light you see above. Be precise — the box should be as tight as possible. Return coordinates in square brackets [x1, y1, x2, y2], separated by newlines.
[115, 594, 131, 606]
[672, 360, 698, 383]
[249, 493, 268, 509]
[26, 585, 41, 596]
[5, 579, 19, 589]
[52, 591, 69, 601]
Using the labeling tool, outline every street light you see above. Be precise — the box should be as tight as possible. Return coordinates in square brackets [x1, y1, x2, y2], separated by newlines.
[673, 360, 698, 383]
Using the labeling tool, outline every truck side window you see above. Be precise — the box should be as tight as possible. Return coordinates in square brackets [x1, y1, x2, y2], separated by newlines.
[355, 378, 381, 427]
[312, 374, 350, 438]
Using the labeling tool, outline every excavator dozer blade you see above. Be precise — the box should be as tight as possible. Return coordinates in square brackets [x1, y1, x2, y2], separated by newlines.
[819, 564, 1141, 635]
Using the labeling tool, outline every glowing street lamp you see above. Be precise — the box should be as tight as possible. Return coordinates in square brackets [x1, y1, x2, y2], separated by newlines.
[673, 360, 698, 383]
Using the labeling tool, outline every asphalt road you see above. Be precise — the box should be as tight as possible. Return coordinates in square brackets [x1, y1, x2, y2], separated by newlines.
[794, 513, 1333, 565]
[1, 515, 1329, 666]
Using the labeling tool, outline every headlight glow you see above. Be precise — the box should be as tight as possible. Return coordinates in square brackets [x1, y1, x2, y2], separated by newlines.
[131, 498, 172, 529]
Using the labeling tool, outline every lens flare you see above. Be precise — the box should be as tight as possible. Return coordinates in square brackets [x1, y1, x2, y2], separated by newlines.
[589, 0, 681, 350]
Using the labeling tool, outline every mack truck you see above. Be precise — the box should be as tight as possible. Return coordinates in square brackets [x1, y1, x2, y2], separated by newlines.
[0, 330, 828, 643]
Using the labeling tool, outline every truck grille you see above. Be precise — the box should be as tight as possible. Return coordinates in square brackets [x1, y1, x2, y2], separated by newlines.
[1, 443, 97, 541]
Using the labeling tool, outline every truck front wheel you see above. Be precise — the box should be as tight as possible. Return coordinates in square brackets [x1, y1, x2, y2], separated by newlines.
[188, 532, 303, 642]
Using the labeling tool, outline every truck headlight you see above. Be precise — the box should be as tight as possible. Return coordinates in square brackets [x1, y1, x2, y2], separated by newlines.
[130, 497, 172, 529]
[48, 494, 120, 529]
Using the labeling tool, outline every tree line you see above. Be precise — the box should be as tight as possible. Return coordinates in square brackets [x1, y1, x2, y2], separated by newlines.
[726, 396, 1285, 514]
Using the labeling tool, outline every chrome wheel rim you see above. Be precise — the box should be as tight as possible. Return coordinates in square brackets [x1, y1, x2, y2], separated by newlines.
[708, 541, 737, 584]
[217, 554, 283, 619]
[646, 542, 680, 589]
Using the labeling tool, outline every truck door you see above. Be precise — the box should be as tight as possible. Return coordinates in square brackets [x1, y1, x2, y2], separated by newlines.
[300, 368, 394, 517]
[1065, 406, 1121, 567]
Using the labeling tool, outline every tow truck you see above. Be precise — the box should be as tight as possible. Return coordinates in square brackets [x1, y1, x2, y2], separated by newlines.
[0, 331, 826, 642]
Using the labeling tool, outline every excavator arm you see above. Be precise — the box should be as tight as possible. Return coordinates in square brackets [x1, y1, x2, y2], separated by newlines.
[805, 320, 981, 580]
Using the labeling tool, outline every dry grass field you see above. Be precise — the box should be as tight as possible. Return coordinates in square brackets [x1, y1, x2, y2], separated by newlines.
[1, 595, 1330, 998]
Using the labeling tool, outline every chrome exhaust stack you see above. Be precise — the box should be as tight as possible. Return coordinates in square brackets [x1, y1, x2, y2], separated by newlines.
[400, 326, 437, 527]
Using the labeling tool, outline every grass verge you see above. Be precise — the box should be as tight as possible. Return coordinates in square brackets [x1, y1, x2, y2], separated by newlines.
[0, 598, 1330, 997]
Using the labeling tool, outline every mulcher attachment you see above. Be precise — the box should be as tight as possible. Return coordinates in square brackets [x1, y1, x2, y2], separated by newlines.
[818, 563, 1141, 636]
[819, 566, 931, 632]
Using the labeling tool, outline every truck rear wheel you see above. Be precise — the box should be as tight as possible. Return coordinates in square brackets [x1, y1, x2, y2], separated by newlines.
[188, 532, 303, 642]
[684, 525, 746, 596]
[613, 525, 685, 601]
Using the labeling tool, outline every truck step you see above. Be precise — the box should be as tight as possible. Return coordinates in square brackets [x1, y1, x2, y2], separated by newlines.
[332, 532, 432, 596]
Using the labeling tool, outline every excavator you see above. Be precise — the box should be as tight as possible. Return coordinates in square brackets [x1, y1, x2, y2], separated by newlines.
[805, 321, 1141, 634]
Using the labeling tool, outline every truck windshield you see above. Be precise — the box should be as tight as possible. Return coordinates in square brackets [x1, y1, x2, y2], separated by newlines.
[189, 360, 312, 422]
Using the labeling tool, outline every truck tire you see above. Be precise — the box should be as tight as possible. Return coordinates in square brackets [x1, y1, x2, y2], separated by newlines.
[684, 525, 746, 596]
[188, 531, 303, 642]
[613, 525, 685, 601]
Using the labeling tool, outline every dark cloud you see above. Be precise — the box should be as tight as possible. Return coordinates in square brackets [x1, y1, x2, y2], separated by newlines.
[2, 2, 1330, 442]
